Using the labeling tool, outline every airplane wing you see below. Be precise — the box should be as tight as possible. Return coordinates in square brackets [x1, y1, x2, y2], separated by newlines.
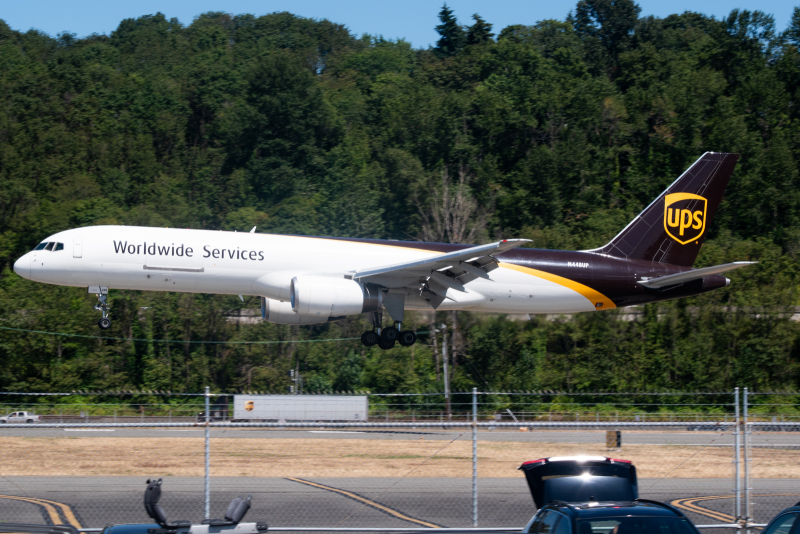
[353, 239, 530, 281]
[352, 239, 531, 309]
[638, 261, 756, 289]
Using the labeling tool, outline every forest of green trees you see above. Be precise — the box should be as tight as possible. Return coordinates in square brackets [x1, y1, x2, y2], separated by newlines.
[1, 1, 800, 396]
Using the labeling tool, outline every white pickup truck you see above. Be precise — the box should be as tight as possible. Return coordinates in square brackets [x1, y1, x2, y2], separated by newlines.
[0, 411, 40, 423]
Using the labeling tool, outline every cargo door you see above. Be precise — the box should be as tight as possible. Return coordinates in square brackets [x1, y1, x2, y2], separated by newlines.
[519, 457, 637, 507]
[73, 236, 82, 258]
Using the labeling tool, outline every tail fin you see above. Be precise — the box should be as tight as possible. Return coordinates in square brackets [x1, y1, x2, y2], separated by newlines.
[592, 152, 739, 267]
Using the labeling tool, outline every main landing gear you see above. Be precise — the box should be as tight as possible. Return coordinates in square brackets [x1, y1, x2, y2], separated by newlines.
[89, 286, 112, 330]
[360, 312, 417, 350]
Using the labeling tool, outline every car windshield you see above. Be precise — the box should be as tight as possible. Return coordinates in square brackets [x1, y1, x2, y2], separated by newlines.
[578, 517, 698, 534]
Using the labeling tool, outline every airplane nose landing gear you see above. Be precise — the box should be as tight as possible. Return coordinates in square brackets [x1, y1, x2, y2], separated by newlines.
[89, 286, 111, 329]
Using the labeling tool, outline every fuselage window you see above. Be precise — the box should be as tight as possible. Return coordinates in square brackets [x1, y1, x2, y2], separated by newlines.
[54, 243, 64, 251]
[33, 242, 48, 251]
[44, 242, 55, 251]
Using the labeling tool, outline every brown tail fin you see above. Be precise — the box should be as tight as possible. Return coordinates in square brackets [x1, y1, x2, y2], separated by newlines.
[591, 152, 739, 267]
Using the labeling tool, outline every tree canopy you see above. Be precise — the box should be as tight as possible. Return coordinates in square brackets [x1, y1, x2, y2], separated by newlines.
[1, 3, 799, 396]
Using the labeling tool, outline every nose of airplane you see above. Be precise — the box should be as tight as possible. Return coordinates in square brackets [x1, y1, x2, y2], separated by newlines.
[13, 254, 30, 279]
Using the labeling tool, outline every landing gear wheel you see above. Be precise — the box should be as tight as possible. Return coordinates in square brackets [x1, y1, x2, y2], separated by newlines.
[377, 338, 395, 350]
[92, 287, 111, 330]
[361, 331, 379, 346]
[398, 330, 417, 347]
[381, 326, 399, 343]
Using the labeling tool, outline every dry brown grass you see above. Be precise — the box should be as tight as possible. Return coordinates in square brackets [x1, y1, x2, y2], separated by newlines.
[0, 436, 794, 478]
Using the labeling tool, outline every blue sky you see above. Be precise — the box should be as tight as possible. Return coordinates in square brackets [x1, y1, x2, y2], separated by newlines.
[3, 0, 798, 48]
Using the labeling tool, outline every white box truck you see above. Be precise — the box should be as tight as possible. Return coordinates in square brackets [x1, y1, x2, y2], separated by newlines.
[232, 395, 368, 422]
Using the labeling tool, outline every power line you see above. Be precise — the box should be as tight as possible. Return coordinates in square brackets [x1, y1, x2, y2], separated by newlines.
[0, 325, 429, 346]
[0, 325, 353, 345]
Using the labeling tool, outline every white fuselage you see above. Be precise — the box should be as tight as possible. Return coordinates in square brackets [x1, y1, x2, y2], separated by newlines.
[13, 226, 599, 315]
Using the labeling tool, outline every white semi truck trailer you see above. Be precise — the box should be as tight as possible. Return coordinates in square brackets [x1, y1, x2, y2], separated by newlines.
[232, 395, 368, 422]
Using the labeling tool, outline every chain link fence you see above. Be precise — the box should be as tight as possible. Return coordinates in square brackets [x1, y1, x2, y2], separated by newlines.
[745, 388, 800, 529]
[0, 389, 796, 532]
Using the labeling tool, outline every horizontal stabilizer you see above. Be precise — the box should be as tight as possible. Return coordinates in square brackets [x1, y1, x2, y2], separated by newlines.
[638, 262, 757, 289]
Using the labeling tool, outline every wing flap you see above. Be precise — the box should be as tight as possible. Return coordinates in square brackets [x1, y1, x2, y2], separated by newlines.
[638, 261, 756, 289]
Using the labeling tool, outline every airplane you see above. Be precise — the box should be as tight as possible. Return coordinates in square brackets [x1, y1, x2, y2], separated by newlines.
[13, 152, 754, 350]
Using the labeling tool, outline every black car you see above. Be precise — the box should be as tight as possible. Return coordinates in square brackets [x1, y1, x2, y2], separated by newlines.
[519, 455, 701, 534]
[761, 504, 800, 534]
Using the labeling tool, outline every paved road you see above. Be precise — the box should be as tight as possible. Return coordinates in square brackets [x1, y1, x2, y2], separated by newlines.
[0, 477, 797, 530]
[1, 428, 798, 447]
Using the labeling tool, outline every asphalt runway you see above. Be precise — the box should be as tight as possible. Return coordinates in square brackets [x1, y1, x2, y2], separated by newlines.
[0, 477, 797, 530]
[2, 428, 797, 447]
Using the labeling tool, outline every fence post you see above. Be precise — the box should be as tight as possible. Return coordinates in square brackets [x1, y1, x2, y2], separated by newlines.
[472, 387, 478, 527]
[743, 387, 751, 534]
[733, 388, 741, 523]
[204, 386, 211, 520]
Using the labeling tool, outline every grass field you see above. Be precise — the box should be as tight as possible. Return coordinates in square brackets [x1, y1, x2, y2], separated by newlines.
[0, 435, 795, 478]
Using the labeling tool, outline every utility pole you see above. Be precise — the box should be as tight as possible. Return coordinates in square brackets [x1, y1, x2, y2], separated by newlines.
[289, 369, 302, 394]
[441, 323, 451, 421]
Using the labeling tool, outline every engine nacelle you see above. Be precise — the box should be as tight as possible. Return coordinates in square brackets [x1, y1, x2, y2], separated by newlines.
[291, 276, 382, 317]
[260, 297, 331, 325]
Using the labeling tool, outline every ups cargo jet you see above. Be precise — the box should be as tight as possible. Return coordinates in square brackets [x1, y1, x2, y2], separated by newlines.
[13, 152, 754, 349]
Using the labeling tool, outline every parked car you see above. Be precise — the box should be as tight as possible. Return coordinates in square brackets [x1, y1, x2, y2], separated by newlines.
[759, 503, 800, 534]
[519, 455, 701, 534]
[0, 411, 40, 423]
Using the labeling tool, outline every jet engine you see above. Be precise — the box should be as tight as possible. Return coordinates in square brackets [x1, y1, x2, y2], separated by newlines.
[260, 297, 331, 325]
[259, 277, 382, 325]
[291, 276, 382, 317]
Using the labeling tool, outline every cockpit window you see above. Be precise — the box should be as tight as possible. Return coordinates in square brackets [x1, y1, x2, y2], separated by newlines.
[33, 242, 48, 251]
[44, 242, 55, 251]
[54, 243, 64, 251]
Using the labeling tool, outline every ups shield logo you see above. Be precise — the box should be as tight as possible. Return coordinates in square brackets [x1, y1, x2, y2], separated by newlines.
[244, 400, 254, 412]
[664, 193, 707, 245]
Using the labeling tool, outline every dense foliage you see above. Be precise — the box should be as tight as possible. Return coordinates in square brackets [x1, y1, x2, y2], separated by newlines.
[1, 2, 799, 395]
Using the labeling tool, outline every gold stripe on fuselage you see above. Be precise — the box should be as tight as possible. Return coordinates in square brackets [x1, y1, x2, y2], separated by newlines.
[499, 262, 616, 310]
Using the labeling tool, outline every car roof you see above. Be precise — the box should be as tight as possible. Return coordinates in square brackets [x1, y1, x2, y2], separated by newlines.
[102, 524, 161, 534]
[545, 500, 684, 519]
[767, 506, 800, 520]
